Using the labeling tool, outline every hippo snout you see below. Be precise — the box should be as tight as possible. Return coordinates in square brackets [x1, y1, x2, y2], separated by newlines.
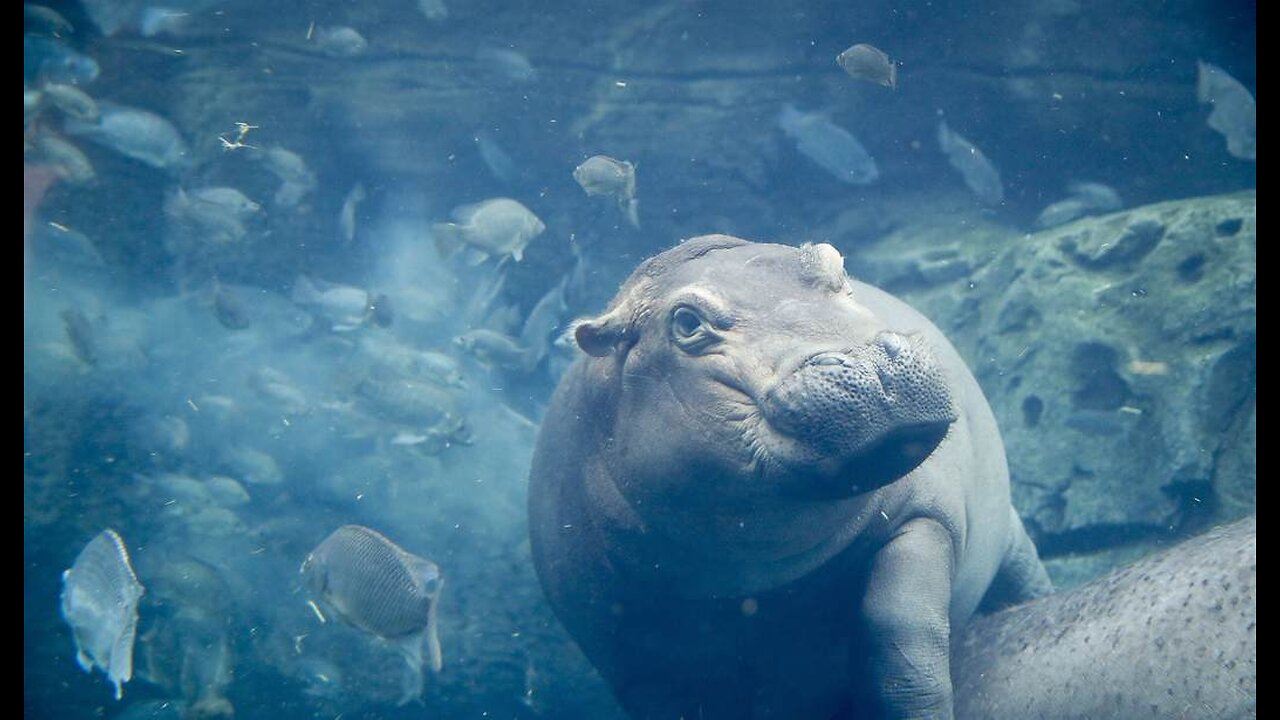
[762, 332, 957, 489]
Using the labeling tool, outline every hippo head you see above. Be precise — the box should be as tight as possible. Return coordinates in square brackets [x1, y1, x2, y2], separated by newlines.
[575, 235, 956, 501]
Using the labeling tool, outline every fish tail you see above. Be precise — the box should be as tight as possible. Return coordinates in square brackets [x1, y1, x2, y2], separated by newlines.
[290, 275, 321, 305]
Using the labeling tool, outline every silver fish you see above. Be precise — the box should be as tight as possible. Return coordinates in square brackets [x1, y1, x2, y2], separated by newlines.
[25, 5, 75, 36]
[60, 529, 145, 700]
[291, 275, 373, 331]
[43, 83, 99, 121]
[477, 46, 536, 82]
[454, 328, 535, 371]
[301, 525, 444, 705]
[256, 145, 317, 208]
[1197, 61, 1255, 161]
[165, 187, 260, 244]
[338, 182, 365, 243]
[29, 132, 95, 184]
[418, 0, 448, 21]
[475, 131, 518, 184]
[433, 198, 545, 264]
[356, 375, 461, 429]
[573, 155, 639, 228]
[937, 120, 1003, 206]
[314, 26, 368, 58]
[836, 43, 897, 89]
[1035, 181, 1123, 229]
[777, 104, 879, 185]
[213, 281, 251, 330]
[64, 103, 188, 170]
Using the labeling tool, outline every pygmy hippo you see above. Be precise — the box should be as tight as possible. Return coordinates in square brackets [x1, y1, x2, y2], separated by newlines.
[529, 235, 1051, 718]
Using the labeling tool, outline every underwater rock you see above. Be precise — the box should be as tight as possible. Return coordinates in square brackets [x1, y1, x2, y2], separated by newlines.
[865, 192, 1255, 562]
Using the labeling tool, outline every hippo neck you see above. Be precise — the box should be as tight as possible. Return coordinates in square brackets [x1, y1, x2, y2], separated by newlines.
[583, 459, 885, 598]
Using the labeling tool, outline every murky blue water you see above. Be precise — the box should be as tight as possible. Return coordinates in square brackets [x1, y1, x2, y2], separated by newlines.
[25, 1, 1254, 718]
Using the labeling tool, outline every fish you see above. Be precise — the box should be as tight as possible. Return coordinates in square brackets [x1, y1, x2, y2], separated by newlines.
[314, 26, 368, 58]
[31, 221, 106, 268]
[212, 281, 251, 330]
[433, 198, 545, 265]
[61, 308, 98, 366]
[475, 131, 518, 184]
[836, 43, 897, 89]
[255, 146, 317, 208]
[65, 103, 188, 170]
[413, 351, 467, 389]
[1197, 61, 1255, 161]
[29, 132, 95, 184]
[777, 104, 879, 185]
[139, 8, 192, 37]
[60, 529, 145, 700]
[1034, 197, 1089, 229]
[937, 119, 1003, 206]
[477, 46, 536, 82]
[291, 275, 375, 331]
[42, 83, 99, 121]
[573, 155, 640, 228]
[205, 476, 251, 508]
[165, 187, 260, 244]
[1035, 181, 1123, 229]
[1066, 181, 1122, 211]
[454, 328, 536, 371]
[24, 34, 100, 86]
[338, 182, 365, 243]
[249, 367, 309, 414]
[301, 525, 444, 705]
[219, 445, 283, 485]
[356, 375, 462, 429]
[25, 5, 75, 36]
[417, 0, 448, 21]
[520, 280, 568, 368]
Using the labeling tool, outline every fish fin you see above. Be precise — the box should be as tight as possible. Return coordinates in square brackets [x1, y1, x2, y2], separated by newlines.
[463, 247, 491, 266]
[431, 223, 462, 259]
[393, 634, 426, 705]
[512, 246, 524, 262]
[623, 198, 640, 229]
[425, 600, 444, 673]
[75, 646, 93, 673]
[290, 275, 321, 306]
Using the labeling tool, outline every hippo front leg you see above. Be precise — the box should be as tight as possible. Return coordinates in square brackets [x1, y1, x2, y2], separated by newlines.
[861, 518, 955, 720]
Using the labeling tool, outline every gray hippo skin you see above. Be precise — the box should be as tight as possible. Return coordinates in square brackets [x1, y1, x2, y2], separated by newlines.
[954, 515, 1257, 720]
[528, 235, 1051, 719]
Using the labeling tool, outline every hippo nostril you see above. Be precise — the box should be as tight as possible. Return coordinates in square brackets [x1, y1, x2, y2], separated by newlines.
[876, 332, 908, 360]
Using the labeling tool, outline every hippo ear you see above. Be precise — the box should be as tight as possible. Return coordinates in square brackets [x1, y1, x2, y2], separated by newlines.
[572, 313, 627, 357]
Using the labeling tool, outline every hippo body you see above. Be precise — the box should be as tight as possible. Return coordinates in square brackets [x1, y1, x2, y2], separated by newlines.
[529, 236, 1050, 719]
[954, 516, 1256, 720]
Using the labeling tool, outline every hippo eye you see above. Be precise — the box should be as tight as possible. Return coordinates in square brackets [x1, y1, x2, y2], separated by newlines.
[671, 305, 717, 351]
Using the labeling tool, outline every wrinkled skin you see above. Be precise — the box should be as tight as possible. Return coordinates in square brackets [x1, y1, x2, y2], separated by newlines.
[529, 236, 1051, 719]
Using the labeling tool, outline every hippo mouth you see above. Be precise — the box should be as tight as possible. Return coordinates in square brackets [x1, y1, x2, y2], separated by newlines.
[756, 331, 958, 497]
